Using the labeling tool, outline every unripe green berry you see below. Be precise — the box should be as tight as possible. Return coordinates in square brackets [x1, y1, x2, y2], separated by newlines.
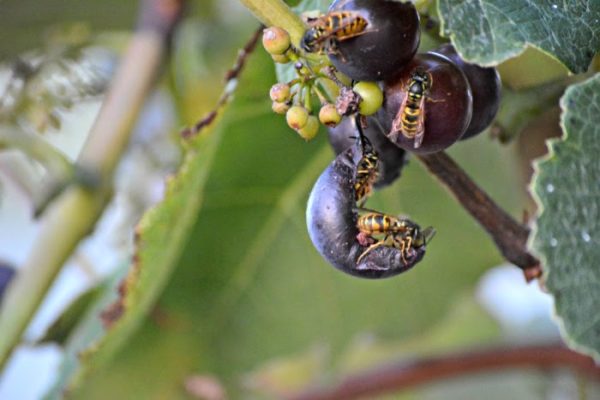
[272, 101, 290, 115]
[270, 83, 291, 103]
[353, 81, 383, 116]
[262, 27, 291, 55]
[319, 103, 342, 127]
[286, 105, 309, 130]
[297, 116, 319, 141]
[271, 54, 290, 64]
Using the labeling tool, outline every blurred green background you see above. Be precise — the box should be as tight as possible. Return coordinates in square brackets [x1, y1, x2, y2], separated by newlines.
[1, 0, 596, 399]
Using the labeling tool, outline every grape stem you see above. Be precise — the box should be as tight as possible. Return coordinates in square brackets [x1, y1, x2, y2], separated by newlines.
[416, 151, 541, 279]
[287, 343, 600, 400]
[238, 0, 306, 46]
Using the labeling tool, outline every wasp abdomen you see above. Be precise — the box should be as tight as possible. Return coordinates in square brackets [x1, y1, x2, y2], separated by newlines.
[302, 12, 369, 55]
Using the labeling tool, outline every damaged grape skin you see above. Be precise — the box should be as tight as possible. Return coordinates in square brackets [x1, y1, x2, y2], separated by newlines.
[327, 115, 407, 189]
[306, 143, 426, 279]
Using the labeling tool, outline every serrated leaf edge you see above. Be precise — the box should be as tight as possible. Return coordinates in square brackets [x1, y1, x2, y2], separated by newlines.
[527, 73, 600, 362]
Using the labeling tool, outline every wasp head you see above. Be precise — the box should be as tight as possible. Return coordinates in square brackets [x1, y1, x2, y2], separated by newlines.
[301, 28, 321, 53]
[409, 68, 432, 93]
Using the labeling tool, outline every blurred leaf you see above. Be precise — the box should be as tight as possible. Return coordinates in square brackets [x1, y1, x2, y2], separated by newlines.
[438, 0, 600, 73]
[0, 0, 229, 61]
[47, 58, 231, 397]
[44, 267, 127, 399]
[243, 345, 328, 398]
[0, 0, 137, 60]
[38, 285, 104, 346]
[530, 73, 600, 360]
[497, 47, 568, 90]
[337, 292, 501, 375]
[294, 0, 329, 13]
[493, 80, 566, 143]
[69, 45, 524, 399]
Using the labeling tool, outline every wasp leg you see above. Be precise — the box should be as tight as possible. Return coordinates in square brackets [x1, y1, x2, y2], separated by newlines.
[326, 39, 349, 62]
[399, 235, 414, 265]
[426, 95, 445, 103]
[357, 241, 386, 264]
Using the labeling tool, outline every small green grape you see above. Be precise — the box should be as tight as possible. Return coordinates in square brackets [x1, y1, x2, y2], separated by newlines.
[271, 54, 290, 64]
[269, 83, 291, 103]
[286, 106, 309, 130]
[319, 104, 342, 127]
[272, 101, 290, 115]
[297, 116, 319, 141]
[262, 27, 291, 56]
[353, 81, 383, 116]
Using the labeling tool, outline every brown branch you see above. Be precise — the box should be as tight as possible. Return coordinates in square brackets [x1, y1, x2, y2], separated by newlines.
[288, 343, 600, 400]
[416, 151, 541, 280]
[181, 25, 263, 139]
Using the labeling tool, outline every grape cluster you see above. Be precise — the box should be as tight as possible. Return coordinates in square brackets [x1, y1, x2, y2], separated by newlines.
[262, 0, 502, 278]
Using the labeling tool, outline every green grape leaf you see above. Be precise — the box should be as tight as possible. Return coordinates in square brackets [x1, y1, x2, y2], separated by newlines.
[293, 0, 329, 13]
[66, 48, 526, 399]
[45, 65, 231, 398]
[37, 285, 104, 346]
[44, 267, 127, 399]
[437, 0, 600, 73]
[530, 73, 600, 360]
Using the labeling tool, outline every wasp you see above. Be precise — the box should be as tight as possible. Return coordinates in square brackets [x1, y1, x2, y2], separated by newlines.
[391, 68, 433, 149]
[353, 119, 379, 204]
[354, 135, 379, 204]
[301, 12, 370, 57]
[356, 211, 435, 265]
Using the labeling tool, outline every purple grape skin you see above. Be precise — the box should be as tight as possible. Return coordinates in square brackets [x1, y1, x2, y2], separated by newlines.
[431, 44, 501, 139]
[0, 264, 16, 303]
[306, 142, 426, 279]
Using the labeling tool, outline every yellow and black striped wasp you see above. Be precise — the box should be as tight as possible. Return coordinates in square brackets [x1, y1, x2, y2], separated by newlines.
[301, 12, 370, 58]
[391, 67, 433, 148]
[356, 210, 435, 265]
[353, 118, 379, 205]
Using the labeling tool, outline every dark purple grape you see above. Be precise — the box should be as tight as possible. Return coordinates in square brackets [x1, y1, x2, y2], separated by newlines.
[306, 142, 427, 279]
[431, 44, 501, 139]
[327, 115, 407, 188]
[327, 0, 420, 81]
[378, 52, 473, 154]
[0, 263, 16, 303]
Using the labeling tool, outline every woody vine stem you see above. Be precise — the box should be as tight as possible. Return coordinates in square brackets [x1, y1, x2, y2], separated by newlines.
[239, 0, 540, 276]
